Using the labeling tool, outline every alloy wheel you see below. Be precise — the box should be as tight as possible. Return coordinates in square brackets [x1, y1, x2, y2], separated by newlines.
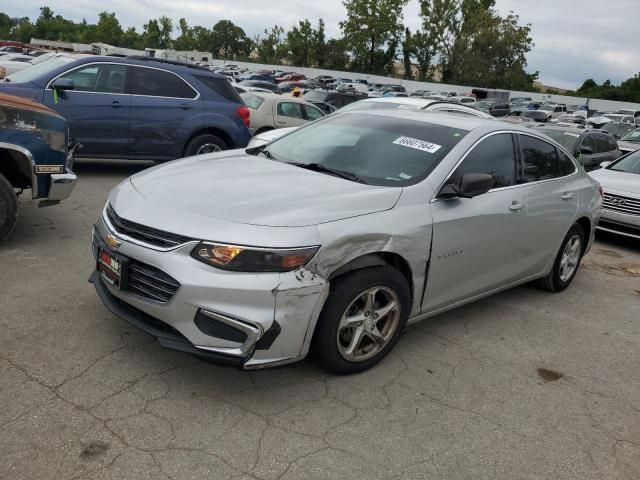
[196, 143, 223, 154]
[336, 286, 400, 362]
[559, 234, 581, 282]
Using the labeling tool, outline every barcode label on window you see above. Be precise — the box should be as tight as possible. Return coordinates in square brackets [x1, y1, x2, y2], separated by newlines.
[393, 136, 442, 153]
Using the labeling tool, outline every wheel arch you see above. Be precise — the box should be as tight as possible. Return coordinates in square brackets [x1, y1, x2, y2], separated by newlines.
[575, 216, 591, 253]
[328, 252, 414, 303]
[0, 143, 34, 190]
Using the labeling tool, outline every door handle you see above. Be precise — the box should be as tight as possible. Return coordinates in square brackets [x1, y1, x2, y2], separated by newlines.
[111, 101, 125, 109]
[509, 201, 524, 211]
[561, 192, 574, 200]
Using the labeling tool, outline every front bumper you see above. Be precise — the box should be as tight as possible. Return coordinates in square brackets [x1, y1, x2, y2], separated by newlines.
[91, 217, 329, 369]
[45, 170, 77, 202]
[597, 210, 640, 240]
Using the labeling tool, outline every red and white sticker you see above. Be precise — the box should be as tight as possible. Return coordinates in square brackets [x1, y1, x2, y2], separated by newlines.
[393, 136, 442, 153]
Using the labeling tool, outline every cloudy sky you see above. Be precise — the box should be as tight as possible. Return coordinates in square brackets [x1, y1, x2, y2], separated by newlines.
[7, 0, 639, 89]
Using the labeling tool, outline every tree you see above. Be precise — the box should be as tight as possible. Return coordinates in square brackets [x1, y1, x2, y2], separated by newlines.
[120, 27, 143, 49]
[0, 12, 14, 38]
[256, 25, 286, 64]
[143, 16, 172, 49]
[340, 0, 409, 73]
[440, 1, 537, 89]
[94, 12, 123, 46]
[173, 18, 195, 51]
[413, 0, 458, 80]
[210, 20, 251, 60]
[314, 19, 327, 68]
[286, 20, 316, 67]
[401, 28, 413, 79]
[324, 38, 349, 70]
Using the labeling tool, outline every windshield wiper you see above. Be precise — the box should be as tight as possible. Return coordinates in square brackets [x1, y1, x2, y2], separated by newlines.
[289, 162, 367, 184]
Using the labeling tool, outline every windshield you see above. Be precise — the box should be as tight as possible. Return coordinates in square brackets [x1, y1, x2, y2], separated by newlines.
[240, 92, 265, 109]
[6, 57, 74, 83]
[538, 129, 581, 151]
[610, 150, 640, 174]
[620, 129, 640, 142]
[259, 112, 468, 187]
[340, 100, 421, 112]
[603, 122, 634, 137]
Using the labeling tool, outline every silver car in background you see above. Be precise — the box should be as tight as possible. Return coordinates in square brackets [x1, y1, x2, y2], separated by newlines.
[90, 110, 601, 374]
[590, 151, 640, 239]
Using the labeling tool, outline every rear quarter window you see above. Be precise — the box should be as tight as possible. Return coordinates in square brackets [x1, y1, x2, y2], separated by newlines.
[194, 75, 243, 103]
[240, 92, 265, 110]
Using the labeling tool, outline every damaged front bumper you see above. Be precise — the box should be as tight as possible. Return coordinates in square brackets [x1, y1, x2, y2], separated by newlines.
[90, 218, 329, 369]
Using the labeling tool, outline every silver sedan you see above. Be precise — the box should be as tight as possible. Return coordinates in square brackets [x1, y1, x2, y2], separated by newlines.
[91, 110, 601, 374]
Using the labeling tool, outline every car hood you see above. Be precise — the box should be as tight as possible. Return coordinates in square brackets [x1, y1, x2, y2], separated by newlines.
[129, 151, 402, 227]
[616, 140, 640, 152]
[589, 168, 640, 196]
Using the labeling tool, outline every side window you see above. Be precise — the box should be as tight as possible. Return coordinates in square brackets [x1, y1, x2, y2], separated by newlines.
[277, 102, 304, 119]
[59, 64, 127, 93]
[607, 136, 618, 151]
[452, 133, 516, 188]
[303, 105, 324, 121]
[580, 135, 595, 154]
[595, 135, 611, 153]
[558, 150, 577, 176]
[131, 67, 197, 99]
[519, 135, 560, 182]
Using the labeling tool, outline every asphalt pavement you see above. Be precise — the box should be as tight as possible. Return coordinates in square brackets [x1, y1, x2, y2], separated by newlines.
[1, 159, 639, 480]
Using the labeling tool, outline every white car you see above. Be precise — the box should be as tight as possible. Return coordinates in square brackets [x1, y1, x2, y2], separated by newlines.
[247, 97, 494, 147]
[0, 54, 34, 78]
[240, 92, 325, 135]
[589, 151, 640, 240]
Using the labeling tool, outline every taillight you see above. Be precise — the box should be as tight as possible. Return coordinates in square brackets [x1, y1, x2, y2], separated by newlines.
[237, 105, 250, 128]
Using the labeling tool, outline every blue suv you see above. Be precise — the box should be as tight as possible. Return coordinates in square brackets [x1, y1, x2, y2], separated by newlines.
[0, 56, 251, 160]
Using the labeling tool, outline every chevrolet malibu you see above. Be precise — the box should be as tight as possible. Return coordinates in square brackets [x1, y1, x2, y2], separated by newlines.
[90, 110, 602, 374]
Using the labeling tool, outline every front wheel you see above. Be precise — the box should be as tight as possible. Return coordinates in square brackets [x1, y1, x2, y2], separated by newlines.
[539, 224, 585, 292]
[0, 172, 18, 241]
[312, 266, 411, 374]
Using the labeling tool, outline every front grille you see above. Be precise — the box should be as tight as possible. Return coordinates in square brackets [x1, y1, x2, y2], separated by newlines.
[105, 204, 193, 248]
[603, 193, 640, 216]
[127, 260, 180, 303]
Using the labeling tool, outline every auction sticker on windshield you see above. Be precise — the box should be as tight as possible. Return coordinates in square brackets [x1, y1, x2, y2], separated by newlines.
[393, 136, 442, 153]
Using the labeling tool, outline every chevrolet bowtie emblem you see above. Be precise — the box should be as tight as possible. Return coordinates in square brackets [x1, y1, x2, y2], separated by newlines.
[105, 233, 122, 249]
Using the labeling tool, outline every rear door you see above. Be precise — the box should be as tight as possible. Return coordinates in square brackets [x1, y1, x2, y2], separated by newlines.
[424, 133, 527, 312]
[515, 134, 579, 277]
[577, 134, 598, 169]
[128, 66, 203, 160]
[43, 62, 130, 156]
[273, 101, 307, 128]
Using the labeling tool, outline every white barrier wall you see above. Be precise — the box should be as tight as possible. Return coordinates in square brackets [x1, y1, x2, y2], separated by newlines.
[213, 59, 640, 112]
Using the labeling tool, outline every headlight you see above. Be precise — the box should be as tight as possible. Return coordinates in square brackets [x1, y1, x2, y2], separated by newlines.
[191, 242, 319, 272]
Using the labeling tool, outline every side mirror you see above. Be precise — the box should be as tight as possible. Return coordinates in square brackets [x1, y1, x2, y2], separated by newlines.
[599, 161, 612, 169]
[579, 145, 593, 155]
[52, 78, 74, 90]
[440, 173, 494, 199]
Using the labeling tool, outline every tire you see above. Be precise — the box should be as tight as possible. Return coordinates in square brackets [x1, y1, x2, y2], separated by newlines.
[312, 266, 411, 375]
[539, 224, 585, 292]
[184, 134, 228, 157]
[0, 172, 18, 241]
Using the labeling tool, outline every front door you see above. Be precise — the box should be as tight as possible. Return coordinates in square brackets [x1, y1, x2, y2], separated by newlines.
[424, 133, 527, 312]
[274, 101, 307, 129]
[44, 63, 130, 157]
[128, 66, 203, 160]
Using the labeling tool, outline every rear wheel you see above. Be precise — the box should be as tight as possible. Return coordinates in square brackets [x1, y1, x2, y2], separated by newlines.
[312, 266, 411, 374]
[184, 134, 228, 157]
[0, 172, 18, 241]
[539, 224, 585, 292]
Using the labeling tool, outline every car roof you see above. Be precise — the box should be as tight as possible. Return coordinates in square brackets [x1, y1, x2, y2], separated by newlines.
[535, 125, 592, 136]
[357, 97, 438, 108]
[345, 109, 502, 132]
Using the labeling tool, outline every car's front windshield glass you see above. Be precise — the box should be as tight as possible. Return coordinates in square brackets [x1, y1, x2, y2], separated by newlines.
[6, 57, 73, 83]
[538, 129, 581, 151]
[610, 150, 640, 174]
[620, 129, 640, 142]
[260, 112, 469, 187]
